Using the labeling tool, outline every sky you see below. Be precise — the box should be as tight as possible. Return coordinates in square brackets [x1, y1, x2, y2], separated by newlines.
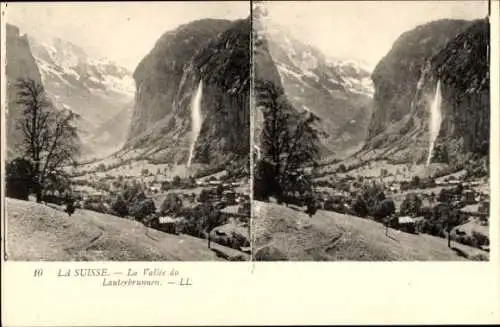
[6, 1, 250, 71]
[263, 0, 488, 70]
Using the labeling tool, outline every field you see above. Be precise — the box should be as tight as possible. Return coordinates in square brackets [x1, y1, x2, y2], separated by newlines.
[75, 159, 206, 181]
[5, 198, 249, 261]
[253, 201, 488, 261]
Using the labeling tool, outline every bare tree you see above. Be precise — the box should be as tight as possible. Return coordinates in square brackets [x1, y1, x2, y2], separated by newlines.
[254, 80, 319, 201]
[15, 78, 80, 202]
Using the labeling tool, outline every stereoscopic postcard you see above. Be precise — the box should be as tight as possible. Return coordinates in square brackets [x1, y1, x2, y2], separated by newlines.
[1, 1, 499, 325]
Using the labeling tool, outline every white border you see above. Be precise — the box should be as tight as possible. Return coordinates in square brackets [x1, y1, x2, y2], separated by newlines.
[2, 1, 499, 325]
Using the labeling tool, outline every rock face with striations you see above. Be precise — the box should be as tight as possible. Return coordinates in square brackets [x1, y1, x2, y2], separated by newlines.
[254, 17, 374, 158]
[124, 18, 250, 166]
[28, 36, 135, 158]
[361, 18, 489, 163]
[5, 24, 43, 158]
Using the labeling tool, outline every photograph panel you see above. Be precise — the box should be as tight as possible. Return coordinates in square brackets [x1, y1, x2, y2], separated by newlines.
[3, 1, 251, 261]
[252, 0, 490, 261]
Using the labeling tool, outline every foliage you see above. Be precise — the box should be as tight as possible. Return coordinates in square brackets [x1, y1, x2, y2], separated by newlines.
[432, 144, 449, 163]
[121, 182, 146, 204]
[6, 158, 34, 200]
[160, 193, 183, 216]
[111, 195, 128, 217]
[253, 159, 278, 201]
[361, 182, 386, 214]
[96, 163, 106, 172]
[400, 193, 423, 217]
[198, 188, 212, 203]
[352, 195, 369, 217]
[15, 78, 80, 202]
[130, 198, 156, 220]
[337, 164, 347, 173]
[254, 80, 320, 202]
[180, 203, 227, 239]
[82, 200, 111, 215]
[373, 199, 396, 220]
[172, 175, 181, 187]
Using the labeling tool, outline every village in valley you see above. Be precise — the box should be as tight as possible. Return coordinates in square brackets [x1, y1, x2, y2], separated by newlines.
[311, 158, 490, 249]
[54, 157, 252, 257]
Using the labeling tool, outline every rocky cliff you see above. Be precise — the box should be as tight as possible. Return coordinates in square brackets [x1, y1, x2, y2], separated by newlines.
[124, 18, 249, 166]
[28, 36, 135, 158]
[5, 24, 43, 157]
[256, 19, 374, 158]
[361, 18, 488, 164]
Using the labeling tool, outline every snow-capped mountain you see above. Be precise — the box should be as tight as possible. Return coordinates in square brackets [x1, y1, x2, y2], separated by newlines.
[28, 36, 135, 158]
[258, 20, 375, 157]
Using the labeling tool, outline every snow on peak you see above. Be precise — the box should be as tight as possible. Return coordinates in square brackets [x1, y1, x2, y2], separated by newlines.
[29, 37, 135, 98]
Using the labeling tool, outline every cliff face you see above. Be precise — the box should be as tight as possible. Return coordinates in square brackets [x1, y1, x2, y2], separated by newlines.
[432, 19, 489, 157]
[124, 18, 249, 166]
[362, 19, 488, 163]
[192, 18, 250, 164]
[5, 24, 43, 157]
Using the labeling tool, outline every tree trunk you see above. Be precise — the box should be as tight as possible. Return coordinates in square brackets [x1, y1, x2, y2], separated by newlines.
[448, 234, 451, 248]
[35, 181, 42, 203]
[35, 161, 42, 203]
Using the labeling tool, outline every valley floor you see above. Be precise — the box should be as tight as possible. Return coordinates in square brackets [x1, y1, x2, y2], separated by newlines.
[5, 198, 249, 261]
[253, 201, 488, 261]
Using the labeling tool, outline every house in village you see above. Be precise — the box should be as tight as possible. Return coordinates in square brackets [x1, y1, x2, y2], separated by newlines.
[390, 216, 423, 234]
[462, 189, 476, 204]
[219, 202, 250, 224]
[208, 180, 222, 186]
[146, 215, 183, 235]
[459, 203, 489, 224]
[222, 190, 236, 205]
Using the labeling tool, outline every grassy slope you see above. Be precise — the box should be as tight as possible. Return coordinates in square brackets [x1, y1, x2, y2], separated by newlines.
[6, 198, 248, 261]
[253, 201, 487, 261]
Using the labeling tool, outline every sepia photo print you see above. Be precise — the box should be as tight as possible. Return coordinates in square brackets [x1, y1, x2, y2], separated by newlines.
[3, 2, 251, 261]
[1, 1, 493, 263]
[252, 0, 491, 261]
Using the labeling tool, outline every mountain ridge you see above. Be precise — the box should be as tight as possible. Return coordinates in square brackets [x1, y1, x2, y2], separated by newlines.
[358, 18, 489, 165]
[27, 35, 135, 158]
[122, 18, 250, 167]
[255, 19, 374, 157]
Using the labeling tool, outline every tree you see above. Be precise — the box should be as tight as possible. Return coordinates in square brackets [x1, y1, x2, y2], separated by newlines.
[130, 198, 156, 220]
[198, 189, 212, 203]
[429, 192, 436, 206]
[253, 159, 278, 201]
[112, 195, 129, 217]
[436, 203, 464, 248]
[373, 199, 396, 220]
[216, 183, 224, 197]
[411, 175, 421, 189]
[255, 80, 320, 201]
[400, 193, 423, 217]
[160, 193, 183, 216]
[352, 196, 369, 217]
[172, 175, 181, 187]
[6, 158, 34, 200]
[15, 78, 80, 202]
[361, 182, 386, 214]
[337, 164, 347, 173]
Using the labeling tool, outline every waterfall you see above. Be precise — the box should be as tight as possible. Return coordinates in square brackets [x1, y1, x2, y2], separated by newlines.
[426, 80, 443, 167]
[187, 80, 203, 167]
